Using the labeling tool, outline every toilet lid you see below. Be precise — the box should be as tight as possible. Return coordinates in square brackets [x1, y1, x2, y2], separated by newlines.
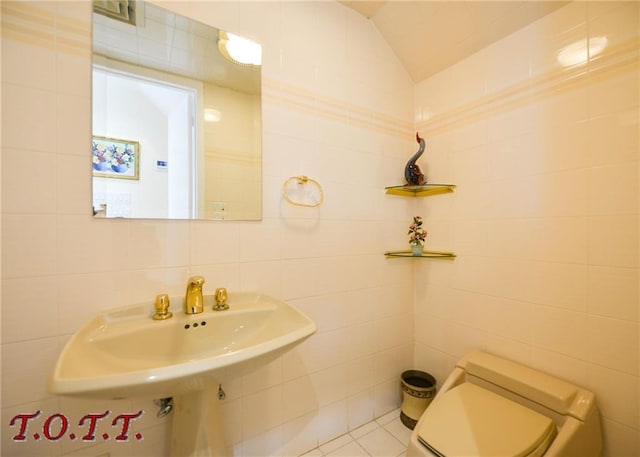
[417, 383, 557, 457]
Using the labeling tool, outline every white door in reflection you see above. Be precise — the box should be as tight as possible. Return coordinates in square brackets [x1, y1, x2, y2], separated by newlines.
[92, 66, 197, 218]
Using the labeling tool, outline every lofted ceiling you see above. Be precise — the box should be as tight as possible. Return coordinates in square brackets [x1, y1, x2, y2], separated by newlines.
[341, 1, 568, 82]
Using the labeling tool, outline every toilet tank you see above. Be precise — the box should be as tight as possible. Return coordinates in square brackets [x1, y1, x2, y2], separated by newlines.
[458, 351, 596, 422]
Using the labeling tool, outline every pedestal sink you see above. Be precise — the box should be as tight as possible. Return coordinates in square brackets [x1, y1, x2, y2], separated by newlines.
[48, 292, 316, 456]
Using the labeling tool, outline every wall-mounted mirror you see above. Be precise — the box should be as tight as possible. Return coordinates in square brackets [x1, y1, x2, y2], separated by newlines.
[92, 0, 262, 220]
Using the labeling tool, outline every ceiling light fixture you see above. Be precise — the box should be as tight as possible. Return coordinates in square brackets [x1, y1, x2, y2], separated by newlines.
[204, 108, 222, 123]
[218, 31, 262, 66]
[557, 36, 608, 67]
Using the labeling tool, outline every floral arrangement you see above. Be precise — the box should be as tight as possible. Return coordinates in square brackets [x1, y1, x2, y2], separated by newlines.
[110, 143, 135, 167]
[92, 141, 109, 165]
[408, 216, 427, 246]
[92, 141, 135, 168]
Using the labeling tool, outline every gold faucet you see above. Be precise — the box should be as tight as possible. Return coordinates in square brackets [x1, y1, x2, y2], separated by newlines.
[185, 276, 205, 314]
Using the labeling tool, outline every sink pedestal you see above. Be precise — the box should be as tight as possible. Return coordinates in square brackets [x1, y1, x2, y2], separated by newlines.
[170, 386, 231, 457]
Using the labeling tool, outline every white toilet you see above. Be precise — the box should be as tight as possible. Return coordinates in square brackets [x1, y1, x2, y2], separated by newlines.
[406, 350, 602, 457]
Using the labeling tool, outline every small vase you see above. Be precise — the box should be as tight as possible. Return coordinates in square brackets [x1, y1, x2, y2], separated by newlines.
[411, 245, 424, 256]
[93, 162, 109, 171]
[111, 163, 128, 173]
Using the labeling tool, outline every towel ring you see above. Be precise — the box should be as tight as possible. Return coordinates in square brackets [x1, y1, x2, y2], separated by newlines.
[282, 175, 324, 208]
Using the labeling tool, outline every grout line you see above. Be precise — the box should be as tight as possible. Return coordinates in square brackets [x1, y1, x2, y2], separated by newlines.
[303, 411, 409, 457]
[350, 420, 380, 440]
[317, 433, 355, 455]
[375, 408, 401, 426]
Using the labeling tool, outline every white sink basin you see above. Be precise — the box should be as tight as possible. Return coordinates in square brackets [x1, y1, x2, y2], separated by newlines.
[49, 293, 316, 399]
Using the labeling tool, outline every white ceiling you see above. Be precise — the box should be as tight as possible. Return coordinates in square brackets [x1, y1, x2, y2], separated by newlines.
[341, 1, 568, 82]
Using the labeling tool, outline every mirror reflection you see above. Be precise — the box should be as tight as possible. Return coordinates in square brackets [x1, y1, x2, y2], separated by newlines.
[92, 1, 262, 220]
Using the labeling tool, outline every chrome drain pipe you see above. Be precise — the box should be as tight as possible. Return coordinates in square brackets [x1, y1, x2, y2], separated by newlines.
[154, 397, 173, 418]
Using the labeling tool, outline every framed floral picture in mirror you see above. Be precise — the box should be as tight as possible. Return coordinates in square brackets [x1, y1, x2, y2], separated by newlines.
[92, 136, 139, 180]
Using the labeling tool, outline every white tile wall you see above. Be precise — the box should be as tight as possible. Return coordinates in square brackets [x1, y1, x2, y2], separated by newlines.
[1, 1, 414, 456]
[414, 2, 640, 457]
[3, 1, 639, 456]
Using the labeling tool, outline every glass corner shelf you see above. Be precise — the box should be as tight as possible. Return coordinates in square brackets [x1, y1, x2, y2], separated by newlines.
[385, 184, 456, 197]
[384, 249, 456, 259]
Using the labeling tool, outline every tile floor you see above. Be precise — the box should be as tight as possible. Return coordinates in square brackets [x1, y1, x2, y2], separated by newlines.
[300, 409, 412, 457]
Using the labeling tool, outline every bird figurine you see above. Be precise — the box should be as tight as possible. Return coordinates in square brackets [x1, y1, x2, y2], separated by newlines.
[404, 132, 426, 185]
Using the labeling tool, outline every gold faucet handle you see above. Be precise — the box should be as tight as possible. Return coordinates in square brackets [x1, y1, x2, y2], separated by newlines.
[153, 294, 173, 320]
[214, 288, 229, 310]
